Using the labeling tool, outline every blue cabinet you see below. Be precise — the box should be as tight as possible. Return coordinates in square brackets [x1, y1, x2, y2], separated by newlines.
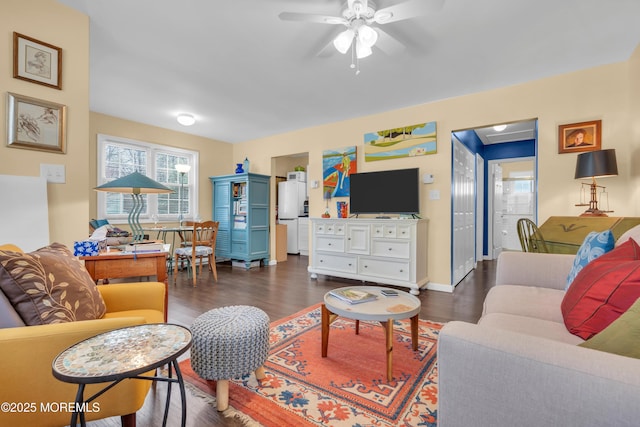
[210, 173, 270, 268]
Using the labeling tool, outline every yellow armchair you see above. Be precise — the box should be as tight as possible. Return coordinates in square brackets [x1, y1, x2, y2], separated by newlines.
[0, 255, 166, 427]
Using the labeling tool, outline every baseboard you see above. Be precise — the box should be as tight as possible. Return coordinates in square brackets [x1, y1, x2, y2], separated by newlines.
[269, 259, 277, 266]
[425, 281, 454, 293]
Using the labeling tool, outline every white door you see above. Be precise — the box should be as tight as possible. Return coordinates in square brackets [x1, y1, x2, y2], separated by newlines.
[475, 154, 485, 262]
[492, 163, 504, 259]
[452, 138, 476, 286]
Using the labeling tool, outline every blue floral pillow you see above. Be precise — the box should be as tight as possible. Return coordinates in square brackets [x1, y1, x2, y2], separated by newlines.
[565, 230, 615, 290]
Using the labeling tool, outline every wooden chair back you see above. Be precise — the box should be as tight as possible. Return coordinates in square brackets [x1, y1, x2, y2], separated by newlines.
[516, 218, 549, 253]
[175, 220, 219, 286]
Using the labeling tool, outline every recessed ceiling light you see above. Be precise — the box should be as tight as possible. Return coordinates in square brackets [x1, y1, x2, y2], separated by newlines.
[493, 124, 507, 132]
[177, 113, 195, 126]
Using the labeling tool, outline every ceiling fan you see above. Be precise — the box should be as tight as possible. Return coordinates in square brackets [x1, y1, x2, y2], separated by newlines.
[279, 0, 444, 73]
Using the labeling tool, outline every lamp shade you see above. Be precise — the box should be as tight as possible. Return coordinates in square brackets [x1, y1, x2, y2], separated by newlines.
[574, 149, 618, 179]
[357, 25, 378, 48]
[333, 29, 355, 54]
[175, 164, 191, 174]
[95, 172, 173, 194]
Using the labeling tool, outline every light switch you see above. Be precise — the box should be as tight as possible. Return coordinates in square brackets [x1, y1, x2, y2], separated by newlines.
[40, 163, 66, 184]
[429, 189, 440, 200]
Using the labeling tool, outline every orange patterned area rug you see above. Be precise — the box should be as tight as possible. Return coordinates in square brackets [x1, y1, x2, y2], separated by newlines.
[180, 302, 441, 426]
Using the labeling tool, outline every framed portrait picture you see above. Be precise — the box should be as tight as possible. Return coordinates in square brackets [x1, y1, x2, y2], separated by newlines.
[558, 120, 601, 154]
[13, 32, 62, 90]
[7, 92, 67, 153]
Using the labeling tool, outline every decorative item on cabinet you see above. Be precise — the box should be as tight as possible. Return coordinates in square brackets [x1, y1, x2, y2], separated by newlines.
[243, 157, 250, 173]
[235, 163, 244, 174]
[336, 201, 349, 218]
[322, 189, 332, 218]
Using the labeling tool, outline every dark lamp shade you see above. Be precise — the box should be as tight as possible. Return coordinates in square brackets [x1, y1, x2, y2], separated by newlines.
[95, 172, 173, 194]
[574, 149, 618, 179]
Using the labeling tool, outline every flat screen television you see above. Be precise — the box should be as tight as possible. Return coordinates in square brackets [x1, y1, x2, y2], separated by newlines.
[349, 168, 420, 216]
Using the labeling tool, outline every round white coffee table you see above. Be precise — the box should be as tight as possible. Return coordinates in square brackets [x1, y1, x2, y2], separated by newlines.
[322, 286, 421, 381]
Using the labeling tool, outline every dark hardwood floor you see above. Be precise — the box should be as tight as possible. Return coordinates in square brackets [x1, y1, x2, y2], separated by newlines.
[87, 255, 496, 427]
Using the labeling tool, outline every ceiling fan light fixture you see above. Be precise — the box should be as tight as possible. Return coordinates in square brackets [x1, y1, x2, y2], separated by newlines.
[373, 11, 394, 23]
[334, 29, 355, 54]
[357, 25, 378, 48]
[177, 113, 195, 126]
[355, 41, 372, 59]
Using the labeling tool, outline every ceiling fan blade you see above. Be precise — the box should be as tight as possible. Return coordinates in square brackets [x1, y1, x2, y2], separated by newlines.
[278, 11, 347, 25]
[374, 27, 406, 55]
[372, 0, 445, 24]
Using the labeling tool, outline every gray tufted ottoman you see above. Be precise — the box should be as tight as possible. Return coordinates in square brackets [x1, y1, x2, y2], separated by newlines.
[191, 305, 270, 411]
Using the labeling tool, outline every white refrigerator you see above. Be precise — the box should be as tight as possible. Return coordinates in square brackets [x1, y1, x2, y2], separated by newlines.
[278, 180, 306, 219]
[278, 180, 307, 254]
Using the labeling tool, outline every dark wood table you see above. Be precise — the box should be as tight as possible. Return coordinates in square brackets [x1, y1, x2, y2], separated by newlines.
[80, 251, 168, 321]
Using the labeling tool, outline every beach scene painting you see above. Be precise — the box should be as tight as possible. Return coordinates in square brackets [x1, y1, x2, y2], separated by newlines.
[364, 121, 437, 162]
[323, 146, 356, 197]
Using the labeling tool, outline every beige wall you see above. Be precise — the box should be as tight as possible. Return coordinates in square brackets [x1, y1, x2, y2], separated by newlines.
[0, 0, 89, 248]
[5, 1, 640, 289]
[234, 53, 640, 287]
[89, 113, 232, 225]
[629, 44, 640, 215]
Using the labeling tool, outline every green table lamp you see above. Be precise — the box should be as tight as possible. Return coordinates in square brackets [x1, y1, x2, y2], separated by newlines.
[95, 172, 173, 242]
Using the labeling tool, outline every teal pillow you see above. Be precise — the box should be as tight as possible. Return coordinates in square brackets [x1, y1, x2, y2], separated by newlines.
[565, 230, 615, 290]
[89, 218, 110, 230]
[579, 297, 640, 359]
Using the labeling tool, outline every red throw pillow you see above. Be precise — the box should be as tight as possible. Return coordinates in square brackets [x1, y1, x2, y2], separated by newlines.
[561, 239, 640, 340]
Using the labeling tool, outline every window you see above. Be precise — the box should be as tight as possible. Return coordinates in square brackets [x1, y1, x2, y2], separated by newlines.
[97, 134, 199, 223]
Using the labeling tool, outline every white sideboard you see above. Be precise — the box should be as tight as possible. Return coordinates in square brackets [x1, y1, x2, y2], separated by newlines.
[308, 218, 428, 295]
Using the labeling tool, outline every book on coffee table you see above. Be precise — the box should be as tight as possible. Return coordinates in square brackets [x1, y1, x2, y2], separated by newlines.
[329, 288, 378, 304]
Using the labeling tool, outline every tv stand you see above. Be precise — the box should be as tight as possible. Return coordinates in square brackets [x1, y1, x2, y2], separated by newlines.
[308, 217, 428, 295]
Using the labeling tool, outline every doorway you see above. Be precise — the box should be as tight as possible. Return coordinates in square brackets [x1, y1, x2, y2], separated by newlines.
[488, 158, 536, 255]
[451, 119, 538, 287]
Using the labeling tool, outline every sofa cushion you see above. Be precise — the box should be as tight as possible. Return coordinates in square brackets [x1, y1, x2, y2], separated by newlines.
[579, 297, 640, 358]
[615, 224, 640, 247]
[478, 313, 584, 345]
[561, 239, 640, 340]
[483, 285, 566, 323]
[0, 243, 106, 325]
[565, 230, 615, 290]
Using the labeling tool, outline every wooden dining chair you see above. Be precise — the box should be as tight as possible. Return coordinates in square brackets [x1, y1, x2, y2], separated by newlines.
[516, 218, 549, 253]
[173, 221, 219, 286]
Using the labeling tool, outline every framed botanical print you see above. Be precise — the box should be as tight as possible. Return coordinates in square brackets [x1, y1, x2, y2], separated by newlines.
[13, 32, 62, 90]
[7, 92, 67, 153]
[558, 120, 601, 154]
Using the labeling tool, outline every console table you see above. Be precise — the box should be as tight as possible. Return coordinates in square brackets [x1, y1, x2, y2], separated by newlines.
[308, 218, 428, 295]
[80, 252, 168, 321]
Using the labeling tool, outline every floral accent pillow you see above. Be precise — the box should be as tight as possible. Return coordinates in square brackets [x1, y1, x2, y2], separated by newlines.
[0, 243, 106, 325]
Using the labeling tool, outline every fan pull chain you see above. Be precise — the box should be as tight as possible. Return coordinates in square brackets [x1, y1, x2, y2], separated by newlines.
[349, 38, 360, 75]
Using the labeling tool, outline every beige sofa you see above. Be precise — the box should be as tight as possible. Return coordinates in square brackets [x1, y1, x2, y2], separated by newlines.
[438, 251, 640, 427]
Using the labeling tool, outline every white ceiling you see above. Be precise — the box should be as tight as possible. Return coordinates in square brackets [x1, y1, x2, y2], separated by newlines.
[474, 120, 537, 145]
[56, 0, 640, 144]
